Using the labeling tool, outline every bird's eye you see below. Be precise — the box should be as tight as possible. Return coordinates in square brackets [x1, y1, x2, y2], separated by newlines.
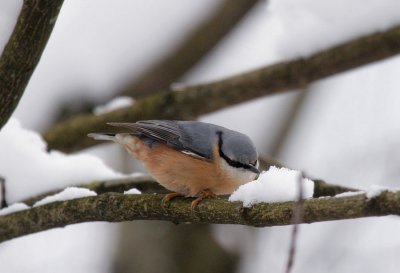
[250, 160, 257, 167]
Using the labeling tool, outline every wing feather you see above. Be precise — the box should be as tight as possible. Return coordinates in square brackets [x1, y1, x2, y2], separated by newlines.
[107, 120, 210, 161]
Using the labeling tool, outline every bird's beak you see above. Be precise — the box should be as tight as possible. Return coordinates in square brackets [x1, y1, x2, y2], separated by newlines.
[248, 165, 260, 174]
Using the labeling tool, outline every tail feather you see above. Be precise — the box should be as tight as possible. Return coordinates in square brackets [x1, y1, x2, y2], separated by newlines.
[87, 133, 116, 141]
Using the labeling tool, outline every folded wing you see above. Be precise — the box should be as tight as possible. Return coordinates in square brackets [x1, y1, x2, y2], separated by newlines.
[107, 120, 211, 161]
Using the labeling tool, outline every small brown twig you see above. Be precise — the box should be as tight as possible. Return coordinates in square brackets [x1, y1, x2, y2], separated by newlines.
[0, 177, 7, 208]
[120, 0, 260, 98]
[285, 172, 305, 273]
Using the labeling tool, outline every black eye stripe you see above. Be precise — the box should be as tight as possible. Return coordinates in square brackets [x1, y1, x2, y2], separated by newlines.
[217, 131, 254, 171]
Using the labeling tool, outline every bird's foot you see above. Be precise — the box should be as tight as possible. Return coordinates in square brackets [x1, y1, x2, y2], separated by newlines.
[162, 192, 184, 207]
[191, 189, 216, 210]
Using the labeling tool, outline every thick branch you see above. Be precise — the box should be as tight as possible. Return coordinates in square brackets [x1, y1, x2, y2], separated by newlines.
[43, 25, 400, 152]
[0, 0, 65, 130]
[1, 190, 399, 243]
[120, 0, 259, 98]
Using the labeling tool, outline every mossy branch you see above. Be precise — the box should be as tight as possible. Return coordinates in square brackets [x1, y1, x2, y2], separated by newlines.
[43, 25, 400, 152]
[1, 190, 399, 243]
[0, 0, 65, 130]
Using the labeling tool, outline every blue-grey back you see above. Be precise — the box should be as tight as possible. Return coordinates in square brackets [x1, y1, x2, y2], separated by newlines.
[111, 120, 257, 164]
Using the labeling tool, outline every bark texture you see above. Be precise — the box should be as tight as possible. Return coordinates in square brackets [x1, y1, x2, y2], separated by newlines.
[0, 0, 65, 129]
[1, 190, 399, 243]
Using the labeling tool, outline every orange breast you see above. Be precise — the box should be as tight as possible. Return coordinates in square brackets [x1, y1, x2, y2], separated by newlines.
[143, 143, 219, 196]
[118, 134, 254, 196]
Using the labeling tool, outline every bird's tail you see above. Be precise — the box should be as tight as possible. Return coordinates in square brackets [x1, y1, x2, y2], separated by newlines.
[87, 133, 116, 141]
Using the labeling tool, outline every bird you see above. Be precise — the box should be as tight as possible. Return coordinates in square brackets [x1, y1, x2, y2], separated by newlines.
[88, 120, 259, 209]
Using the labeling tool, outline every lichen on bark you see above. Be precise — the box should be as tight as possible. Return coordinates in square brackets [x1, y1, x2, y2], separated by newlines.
[2, 190, 400, 243]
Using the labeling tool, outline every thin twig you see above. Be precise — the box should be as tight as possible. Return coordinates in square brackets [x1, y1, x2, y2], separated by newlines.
[285, 172, 305, 273]
[269, 90, 310, 157]
[0, 177, 7, 208]
[120, 0, 259, 98]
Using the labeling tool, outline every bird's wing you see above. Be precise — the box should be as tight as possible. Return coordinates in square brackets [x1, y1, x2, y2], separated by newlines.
[107, 120, 211, 160]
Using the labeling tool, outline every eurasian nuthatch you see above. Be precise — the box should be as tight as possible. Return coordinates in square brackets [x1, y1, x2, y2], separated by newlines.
[88, 120, 259, 208]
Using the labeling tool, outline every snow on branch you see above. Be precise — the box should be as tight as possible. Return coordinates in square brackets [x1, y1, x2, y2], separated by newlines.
[0, 0, 65, 130]
[21, 176, 163, 206]
[43, 25, 400, 152]
[1, 189, 400, 243]
[19, 172, 356, 207]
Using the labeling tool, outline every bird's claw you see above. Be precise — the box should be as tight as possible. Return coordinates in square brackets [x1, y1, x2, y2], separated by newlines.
[191, 189, 216, 210]
[161, 190, 216, 210]
[161, 192, 184, 208]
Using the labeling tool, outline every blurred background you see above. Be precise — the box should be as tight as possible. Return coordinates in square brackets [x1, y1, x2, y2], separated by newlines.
[1, 0, 400, 272]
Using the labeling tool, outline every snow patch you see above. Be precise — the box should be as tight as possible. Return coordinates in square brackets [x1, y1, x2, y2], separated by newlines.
[334, 191, 365, 198]
[0, 118, 123, 203]
[93, 96, 135, 115]
[366, 185, 396, 199]
[332, 185, 400, 200]
[33, 187, 97, 207]
[229, 166, 314, 207]
[123, 188, 141, 195]
[0, 203, 30, 216]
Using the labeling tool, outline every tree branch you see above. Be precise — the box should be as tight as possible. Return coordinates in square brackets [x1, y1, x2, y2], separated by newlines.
[20, 175, 357, 206]
[21, 176, 166, 206]
[120, 0, 259, 98]
[43, 25, 400, 152]
[1, 190, 399, 243]
[0, 0, 65, 130]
